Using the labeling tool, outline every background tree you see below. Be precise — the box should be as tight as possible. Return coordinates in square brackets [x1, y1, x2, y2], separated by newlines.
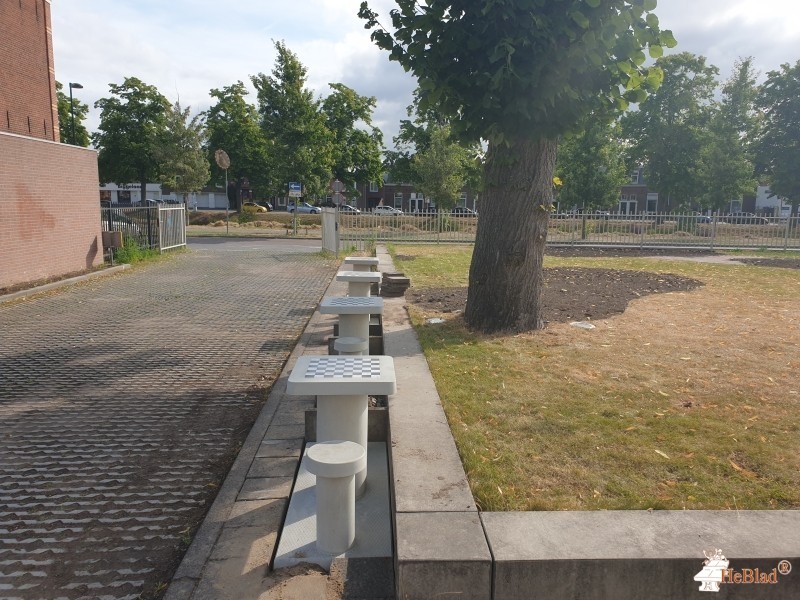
[93, 77, 170, 201]
[156, 102, 210, 203]
[756, 60, 800, 217]
[621, 52, 718, 209]
[696, 58, 757, 210]
[252, 41, 333, 199]
[321, 83, 384, 198]
[361, 0, 675, 332]
[385, 89, 482, 196]
[56, 81, 90, 146]
[413, 125, 475, 209]
[204, 82, 270, 210]
[555, 119, 629, 211]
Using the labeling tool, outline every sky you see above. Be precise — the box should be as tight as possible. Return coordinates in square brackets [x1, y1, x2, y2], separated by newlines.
[51, 0, 800, 148]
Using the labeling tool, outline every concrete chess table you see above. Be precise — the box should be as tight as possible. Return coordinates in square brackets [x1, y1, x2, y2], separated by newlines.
[336, 270, 381, 297]
[287, 355, 396, 495]
[343, 256, 380, 272]
[319, 296, 384, 354]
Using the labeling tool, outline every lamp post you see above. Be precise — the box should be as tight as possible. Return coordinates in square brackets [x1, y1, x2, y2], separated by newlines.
[68, 82, 83, 145]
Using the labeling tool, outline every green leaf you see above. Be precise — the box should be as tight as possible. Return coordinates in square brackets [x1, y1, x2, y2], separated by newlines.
[571, 10, 590, 29]
[645, 67, 665, 88]
[648, 44, 663, 59]
[646, 13, 659, 29]
[585, 0, 601, 7]
[642, 0, 657, 11]
[661, 30, 678, 48]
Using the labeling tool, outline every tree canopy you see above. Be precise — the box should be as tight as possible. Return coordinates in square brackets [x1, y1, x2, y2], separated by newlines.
[204, 81, 270, 205]
[413, 125, 476, 209]
[757, 60, 800, 215]
[555, 118, 629, 211]
[156, 102, 210, 198]
[93, 77, 171, 196]
[321, 83, 384, 197]
[252, 41, 333, 199]
[621, 52, 718, 208]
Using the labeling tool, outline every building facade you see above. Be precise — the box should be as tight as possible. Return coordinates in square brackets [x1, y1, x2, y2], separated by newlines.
[1, 0, 102, 290]
[0, 0, 59, 141]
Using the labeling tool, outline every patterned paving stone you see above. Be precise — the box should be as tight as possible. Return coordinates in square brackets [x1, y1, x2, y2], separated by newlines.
[0, 239, 336, 600]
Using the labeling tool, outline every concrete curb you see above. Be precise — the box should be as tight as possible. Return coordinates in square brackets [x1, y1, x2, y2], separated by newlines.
[0, 264, 130, 304]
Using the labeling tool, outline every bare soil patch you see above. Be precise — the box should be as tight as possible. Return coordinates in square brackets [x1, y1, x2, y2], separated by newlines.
[408, 267, 703, 324]
[737, 257, 800, 269]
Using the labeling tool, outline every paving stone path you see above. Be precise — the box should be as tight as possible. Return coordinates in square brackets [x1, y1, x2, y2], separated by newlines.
[0, 239, 337, 600]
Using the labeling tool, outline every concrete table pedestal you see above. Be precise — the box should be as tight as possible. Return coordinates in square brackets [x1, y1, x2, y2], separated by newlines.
[336, 271, 381, 297]
[305, 440, 367, 555]
[288, 355, 396, 497]
[319, 296, 384, 355]
[343, 256, 380, 272]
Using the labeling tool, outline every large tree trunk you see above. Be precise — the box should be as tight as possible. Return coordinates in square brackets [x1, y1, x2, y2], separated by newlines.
[465, 137, 557, 333]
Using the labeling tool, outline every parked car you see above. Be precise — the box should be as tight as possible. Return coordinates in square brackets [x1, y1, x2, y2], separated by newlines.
[373, 205, 403, 216]
[337, 204, 361, 214]
[451, 206, 477, 217]
[288, 202, 321, 214]
[723, 212, 770, 225]
[692, 212, 713, 223]
[242, 201, 271, 213]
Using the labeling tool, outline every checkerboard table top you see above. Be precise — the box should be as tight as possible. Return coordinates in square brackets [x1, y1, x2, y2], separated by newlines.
[343, 257, 380, 266]
[319, 296, 384, 314]
[287, 355, 396, 395]
[336, 271, 382, 283]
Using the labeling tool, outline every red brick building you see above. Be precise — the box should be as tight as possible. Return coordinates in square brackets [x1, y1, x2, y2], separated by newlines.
[1, 0, 102, 291]
[0, 0, 60, 141]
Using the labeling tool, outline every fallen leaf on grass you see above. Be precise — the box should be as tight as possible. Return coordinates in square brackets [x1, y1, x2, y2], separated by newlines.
[655, 449, 670, 459]
[729, 460, 757, 478]
[624, 426, 637, 432]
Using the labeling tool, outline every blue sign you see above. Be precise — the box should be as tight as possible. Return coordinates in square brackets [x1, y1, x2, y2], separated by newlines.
[288, 181, 302, 197]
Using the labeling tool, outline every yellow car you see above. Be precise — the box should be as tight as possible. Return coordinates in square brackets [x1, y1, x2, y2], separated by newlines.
[242, 202, 271, 213]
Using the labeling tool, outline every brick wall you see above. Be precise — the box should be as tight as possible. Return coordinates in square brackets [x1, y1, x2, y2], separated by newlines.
[0, 131, 101, 289]
[0, 0, 59, 141]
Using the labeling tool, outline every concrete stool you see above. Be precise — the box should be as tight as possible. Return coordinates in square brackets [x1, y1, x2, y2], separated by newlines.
[336, 271, 381, 297]
[334, 336, 368, 356]
[320, 296, 384, 355]
[288, 355, 396, 496]
[306, 441, 367, 555]
[344, 256, 380, 272]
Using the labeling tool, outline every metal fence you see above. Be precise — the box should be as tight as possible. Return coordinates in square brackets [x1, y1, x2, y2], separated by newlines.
[337, 212, 800, 251]
[101, 205, 187, 252]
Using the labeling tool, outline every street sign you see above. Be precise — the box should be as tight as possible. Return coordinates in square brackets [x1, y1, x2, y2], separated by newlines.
[288, 182, 302, 197]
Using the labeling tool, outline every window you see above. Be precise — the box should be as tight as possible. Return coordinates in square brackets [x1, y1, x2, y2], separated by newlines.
[459, 192, 467, 206]
[369, 182, 379, 193]
[630, 170, 640, 184]
[394, 192, 403, 208]
[646, 193, 658, 213]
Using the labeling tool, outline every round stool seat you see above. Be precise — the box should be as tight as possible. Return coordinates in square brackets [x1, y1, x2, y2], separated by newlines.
[306, 441, 366, 479]
[334, 336, 369, 354]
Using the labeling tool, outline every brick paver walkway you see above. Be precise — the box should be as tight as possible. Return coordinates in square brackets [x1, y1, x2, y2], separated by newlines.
[0, 238, 337, 600]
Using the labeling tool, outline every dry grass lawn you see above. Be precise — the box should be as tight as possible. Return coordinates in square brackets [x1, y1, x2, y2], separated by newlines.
[394, 246, 800, 511]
